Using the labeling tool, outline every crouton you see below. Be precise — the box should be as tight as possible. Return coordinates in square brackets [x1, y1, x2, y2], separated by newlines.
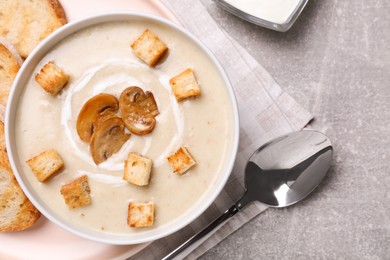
[124, 153, 152, 186]
[26, 149, 64, 182]
[131, 29, 168, 67]
[169, 69, 201, 101]
[60, 175, 91, 209]
[35, 61, 69, 96]
[127, 201, 154, 228]
[167, 146, 196, 175]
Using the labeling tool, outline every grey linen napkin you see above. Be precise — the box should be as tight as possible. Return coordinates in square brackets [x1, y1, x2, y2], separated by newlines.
[130, 0, 312, 259]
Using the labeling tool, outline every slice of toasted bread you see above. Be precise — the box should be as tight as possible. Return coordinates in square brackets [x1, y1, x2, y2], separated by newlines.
[0, 121, 41, 232]
[0, 39, 22, 120]
[0, 120, 10, 170]
[0, 167, 41, 232]
[0, 0, 67, 58]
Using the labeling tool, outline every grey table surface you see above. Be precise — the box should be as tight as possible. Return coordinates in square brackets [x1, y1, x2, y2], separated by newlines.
[199, 0, 390, 259]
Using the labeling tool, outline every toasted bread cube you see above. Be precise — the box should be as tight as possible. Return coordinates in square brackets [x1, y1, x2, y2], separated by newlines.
[167, 146, 196, 175]
[124, 153, 152, 186]
[169, 69, 201, 101]
[127, 201, 154, 228]
[35, 61, 69, 96]
[26, 149, 64, 182]
[131, 29, 168, 67]
[60, 175, 91, 209]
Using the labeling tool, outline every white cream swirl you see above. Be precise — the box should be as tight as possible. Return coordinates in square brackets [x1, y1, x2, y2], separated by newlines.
[60, 59, 184, 178]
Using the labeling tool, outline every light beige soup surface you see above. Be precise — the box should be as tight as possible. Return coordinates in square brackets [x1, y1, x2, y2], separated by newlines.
[15, 21, 234, 234]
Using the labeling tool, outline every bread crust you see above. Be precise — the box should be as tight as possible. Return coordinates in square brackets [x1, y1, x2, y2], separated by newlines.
[0, 175, 41, 232]
[47, 0, 68, 25]
[0, 42, 21, 115]
[0, 0, 68, 58]
[0, 122, 41, 232]
[0, 44, 20, 77]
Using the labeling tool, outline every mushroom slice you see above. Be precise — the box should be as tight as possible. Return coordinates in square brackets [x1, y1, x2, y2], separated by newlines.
[90, 117, 130, 165]
[92, 110, 118, 131]
[77, 93, 119, 143]
[119, 86, 159, 135]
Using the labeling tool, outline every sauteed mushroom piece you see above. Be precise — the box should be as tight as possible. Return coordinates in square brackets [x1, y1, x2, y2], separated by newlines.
[92, 110, 118, 131]
[77, 93, 119, 142]
[90, 117, 130, 165]
[119, 86, 159, 135]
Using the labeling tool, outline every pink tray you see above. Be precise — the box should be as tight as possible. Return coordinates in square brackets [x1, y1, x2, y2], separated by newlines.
[0, 1, 177, 259]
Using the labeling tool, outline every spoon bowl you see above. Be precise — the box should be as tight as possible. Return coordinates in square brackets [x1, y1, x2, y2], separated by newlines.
[164, 130, 333, 259]
[238, 130, 333, 208]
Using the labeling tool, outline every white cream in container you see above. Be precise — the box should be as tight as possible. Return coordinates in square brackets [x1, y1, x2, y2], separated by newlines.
[224, 0, 301, 24]
[215, 0, 309, 32]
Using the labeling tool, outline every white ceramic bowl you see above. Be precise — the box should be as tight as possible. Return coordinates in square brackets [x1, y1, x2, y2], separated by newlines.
[5, 12, 239, 245]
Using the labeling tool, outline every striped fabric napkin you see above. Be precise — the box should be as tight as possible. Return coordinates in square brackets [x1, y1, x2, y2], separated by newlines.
[131, 0, 312, 259]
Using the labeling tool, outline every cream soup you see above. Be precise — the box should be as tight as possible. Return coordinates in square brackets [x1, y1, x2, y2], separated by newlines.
[15, 21, 234, 234]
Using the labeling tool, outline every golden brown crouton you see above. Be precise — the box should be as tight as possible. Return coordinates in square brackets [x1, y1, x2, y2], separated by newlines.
[60, 175, 91, 209]
[131, 29, 168, 67]
[124, 153, 152, 186]
[26, 149, 64, 182]
[127, 201, 154, 228]
[35, 61, 69, 96]
[169, 69, 201, 101]
[167, 146, 196, 175]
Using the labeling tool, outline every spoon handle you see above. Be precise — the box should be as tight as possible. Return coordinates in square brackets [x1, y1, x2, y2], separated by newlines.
[162, 204, 240, 260]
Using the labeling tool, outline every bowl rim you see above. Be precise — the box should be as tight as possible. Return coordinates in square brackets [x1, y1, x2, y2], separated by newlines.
[5, 11, 240, 245]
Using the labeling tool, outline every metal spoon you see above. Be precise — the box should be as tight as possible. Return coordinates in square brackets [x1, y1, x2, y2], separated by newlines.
[163, 130, 333, 259]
